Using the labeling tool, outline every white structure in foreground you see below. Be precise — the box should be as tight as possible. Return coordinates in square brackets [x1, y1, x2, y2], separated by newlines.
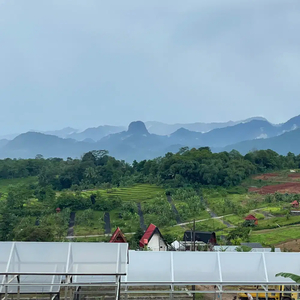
[0, 242, 298, 300]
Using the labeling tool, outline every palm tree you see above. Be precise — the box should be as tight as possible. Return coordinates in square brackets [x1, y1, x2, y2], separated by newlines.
[84, 167, 97, 184]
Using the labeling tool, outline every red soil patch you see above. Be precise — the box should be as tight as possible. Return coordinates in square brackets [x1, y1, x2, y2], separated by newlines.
[253, 173, 279, 180]
[288, 173, 300, 178]
[276, 239, 300, 252]
[249, 182, 300, 194]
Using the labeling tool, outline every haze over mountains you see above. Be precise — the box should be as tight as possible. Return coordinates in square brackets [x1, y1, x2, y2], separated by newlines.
[1, 115, 300, 162]
[145, 117, 268, 135]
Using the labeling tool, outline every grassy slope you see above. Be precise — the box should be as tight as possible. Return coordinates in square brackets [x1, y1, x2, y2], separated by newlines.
[0, 177, 37, 197]
[250, 225, 300, 246]
[3, 169, 300, 247]
[74, 210, 105, 236]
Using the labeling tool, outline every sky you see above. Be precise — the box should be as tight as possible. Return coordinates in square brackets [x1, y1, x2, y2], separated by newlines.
[0, 0, 300, 134]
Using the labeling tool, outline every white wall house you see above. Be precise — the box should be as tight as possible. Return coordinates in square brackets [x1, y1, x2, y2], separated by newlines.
[147, 231, 167, 251]
[139, 223, 167, 251]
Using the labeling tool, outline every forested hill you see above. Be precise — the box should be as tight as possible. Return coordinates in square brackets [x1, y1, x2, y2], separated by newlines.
[0, 148, 299, 190]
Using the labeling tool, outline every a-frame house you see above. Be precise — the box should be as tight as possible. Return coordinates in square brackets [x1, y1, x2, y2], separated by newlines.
[109, 227, 127, 243]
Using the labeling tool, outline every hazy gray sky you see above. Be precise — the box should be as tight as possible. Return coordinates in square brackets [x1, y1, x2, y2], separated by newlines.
[0, 0, 300, 134]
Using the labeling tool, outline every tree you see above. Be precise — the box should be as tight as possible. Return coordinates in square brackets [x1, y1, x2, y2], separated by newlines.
[226, 226, 251, 243]
[0, 203, 17, 240]
[177, 147, 189, 155]
[163, 233, 175, 245]
[36, 186, 56, 203]
[84, 167, 97, 185]
[6, 184, 32, 210]
[91, 150, 109, 162]
[130, 227, 144, 249]
[14, 225, 54, 241]
[242, 220, 256, 227]
[81, 152, 96, 166]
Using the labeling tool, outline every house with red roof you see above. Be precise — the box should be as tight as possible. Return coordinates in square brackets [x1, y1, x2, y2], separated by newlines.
[109, 227, 127, 243]
[291, 200, 299, 209]
[139, 224, 167, 251]
[244, 214, 258, 225]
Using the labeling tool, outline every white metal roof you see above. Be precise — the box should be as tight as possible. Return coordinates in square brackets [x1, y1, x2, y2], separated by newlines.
[0, 242, 128, 294]
[74, 250, 300, 286]
[250, 248, 281, 252]
[0, 242, 128, 275]
[1, 243, 300, 295]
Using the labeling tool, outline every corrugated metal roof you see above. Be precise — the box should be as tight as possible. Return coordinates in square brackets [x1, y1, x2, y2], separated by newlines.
[139, 224, 157, 247]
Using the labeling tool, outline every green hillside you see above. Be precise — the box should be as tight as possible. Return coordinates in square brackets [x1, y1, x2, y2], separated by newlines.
[1, 149, 300, 250]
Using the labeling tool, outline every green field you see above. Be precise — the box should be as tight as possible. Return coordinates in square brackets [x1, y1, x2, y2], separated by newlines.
[254, 215, 300, 230]
[223, 215, 244, 226]
[261, 206, 287, 216]
[0, 177, 37, 197]
[195, 218, 227, 232]
[249, 225, 300, 246]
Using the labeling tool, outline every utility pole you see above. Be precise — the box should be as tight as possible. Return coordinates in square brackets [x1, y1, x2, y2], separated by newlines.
[193, 219, 196, 252]
[192, 219, 196, 300]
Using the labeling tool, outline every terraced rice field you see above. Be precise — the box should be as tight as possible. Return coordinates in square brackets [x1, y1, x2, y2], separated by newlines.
[78, 184, 166, 235]
[83, 184, 164, 202]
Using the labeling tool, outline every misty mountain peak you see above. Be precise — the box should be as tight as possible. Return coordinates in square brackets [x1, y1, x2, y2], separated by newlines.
[128, 121, 149, 135]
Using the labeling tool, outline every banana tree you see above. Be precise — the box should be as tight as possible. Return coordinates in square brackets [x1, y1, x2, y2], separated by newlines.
[276, 273, 300, 283]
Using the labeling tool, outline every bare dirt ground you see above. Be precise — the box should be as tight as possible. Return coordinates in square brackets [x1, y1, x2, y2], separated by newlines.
[253, 172, 300, 183]
[288, 173, 300, 178]
[276, 239, 300, 252]
[198, 286, 236, 300]
[253, 173, 279, 180]
[249, 182, 300, 194]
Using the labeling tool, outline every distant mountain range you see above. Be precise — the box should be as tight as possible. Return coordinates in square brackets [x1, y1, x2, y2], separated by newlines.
[221, 128, 300, 155]
[0, 116, 267, 142]
[68, 125, 126, 142]
[145, 117, 268, 135]
[1, 115, 300, 161]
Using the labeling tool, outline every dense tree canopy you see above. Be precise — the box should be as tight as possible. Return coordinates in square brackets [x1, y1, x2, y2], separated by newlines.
[133, 147, 300, 188]
[0, 148, 299, 190]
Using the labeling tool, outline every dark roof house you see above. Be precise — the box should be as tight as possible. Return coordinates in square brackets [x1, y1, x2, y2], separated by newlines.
[183, 231, 217, 245]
